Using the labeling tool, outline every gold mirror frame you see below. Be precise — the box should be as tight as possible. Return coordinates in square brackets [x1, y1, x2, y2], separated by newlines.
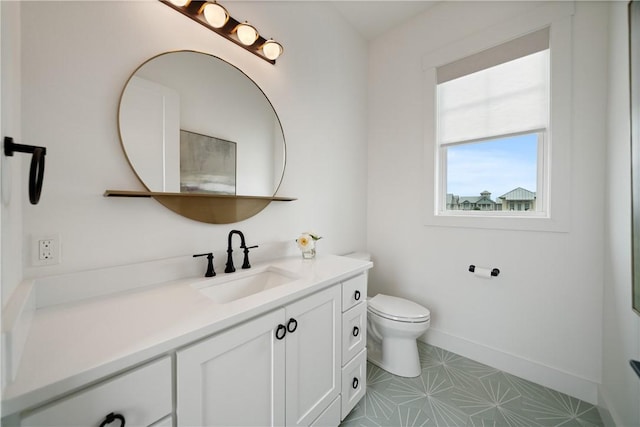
[107, 51, 294, 224]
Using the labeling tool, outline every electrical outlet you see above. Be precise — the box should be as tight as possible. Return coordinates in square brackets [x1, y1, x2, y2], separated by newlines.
[33, 234, 60, 266]
[39, 239, 54, 260]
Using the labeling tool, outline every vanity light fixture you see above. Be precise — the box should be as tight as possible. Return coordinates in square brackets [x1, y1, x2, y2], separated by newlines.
[201, 1, 228, 28]
[159, 0, 283, 64]
[235, 22, 259, 46]
[167, 0, 191, 6]
[262, 39, 283, 61]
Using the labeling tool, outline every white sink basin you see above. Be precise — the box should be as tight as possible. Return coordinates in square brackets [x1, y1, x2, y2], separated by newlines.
[192, 266, 300, 304]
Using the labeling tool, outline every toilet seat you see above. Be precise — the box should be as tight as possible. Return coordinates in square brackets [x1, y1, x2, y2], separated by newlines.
[368, 294, 430, 323]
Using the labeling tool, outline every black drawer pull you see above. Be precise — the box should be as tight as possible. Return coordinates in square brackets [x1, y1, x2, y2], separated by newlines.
[354, 290, 361, 301]
[275, 324, 287, 340]
[287, 318, 298, 333]
[352, 326, 360, 337]
[99, 412, 125, 427]
[352, 377, 359, 389]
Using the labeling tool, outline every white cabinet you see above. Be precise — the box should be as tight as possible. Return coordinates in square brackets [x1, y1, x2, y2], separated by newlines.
[341, 349, 367, 418]
[176, 309, 286, 427]
[2, 257, 373, 427]
[339, 273, 368, 420]
[176, 285, 341, 427]
[285, 286, 341, 426]
[310, 396, 341, 427]
[342, 273, 367, 312]
[342, 302, 366, 363]
[20, 357, 172, 427]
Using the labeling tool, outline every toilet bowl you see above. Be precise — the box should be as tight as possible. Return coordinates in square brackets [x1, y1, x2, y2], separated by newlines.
[367, 294, 430, 377]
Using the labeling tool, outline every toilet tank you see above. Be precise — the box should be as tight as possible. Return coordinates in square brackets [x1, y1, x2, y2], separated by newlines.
[344, 252, 371, 284]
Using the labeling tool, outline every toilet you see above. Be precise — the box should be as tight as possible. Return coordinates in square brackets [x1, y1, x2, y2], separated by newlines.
[367, 294, 431, 378]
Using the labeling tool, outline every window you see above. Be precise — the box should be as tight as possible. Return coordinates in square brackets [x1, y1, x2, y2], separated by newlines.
[423, 3, 573, 232]
[436, 28, 549, 217]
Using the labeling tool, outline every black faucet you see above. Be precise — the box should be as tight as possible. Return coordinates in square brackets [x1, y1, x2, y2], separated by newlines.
[193, 252, 215, 277]
[225, 230, 258, 273]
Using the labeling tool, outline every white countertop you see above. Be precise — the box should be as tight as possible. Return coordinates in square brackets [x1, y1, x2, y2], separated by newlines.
[2, 254, 372, 416]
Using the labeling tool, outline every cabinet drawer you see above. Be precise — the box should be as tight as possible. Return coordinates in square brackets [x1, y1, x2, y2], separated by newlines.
[21, 357, 172, 427]
[342, 274, 366, 312]
[341, 349, 367, 420]
[342, 302, 366, 363]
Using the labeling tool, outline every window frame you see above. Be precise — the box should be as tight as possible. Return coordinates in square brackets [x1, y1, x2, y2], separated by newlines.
[422, 2, 573, 233]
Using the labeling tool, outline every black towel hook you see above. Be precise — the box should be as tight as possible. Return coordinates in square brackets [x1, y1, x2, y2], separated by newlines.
[4, 136, 46, 205]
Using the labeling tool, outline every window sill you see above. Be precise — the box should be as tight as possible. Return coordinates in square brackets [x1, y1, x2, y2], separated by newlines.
[425, 212, 569, 233]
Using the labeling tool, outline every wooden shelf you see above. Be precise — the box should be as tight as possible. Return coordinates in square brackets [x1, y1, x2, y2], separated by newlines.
[104, 190, 296, 224]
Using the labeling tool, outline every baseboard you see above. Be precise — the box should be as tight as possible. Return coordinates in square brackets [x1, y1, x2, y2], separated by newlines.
[422, 328, 599, 404]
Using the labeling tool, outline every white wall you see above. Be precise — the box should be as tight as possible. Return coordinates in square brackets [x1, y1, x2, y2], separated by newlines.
[368, 1, 608, 403]
[11, 1, 368, 291]
[602, 3, 640, 426]
[1, 2, 24, 308]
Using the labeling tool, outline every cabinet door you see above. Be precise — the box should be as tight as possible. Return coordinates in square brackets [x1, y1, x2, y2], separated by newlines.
[177, 309, 286, 427]
[285, 285, 341, 427]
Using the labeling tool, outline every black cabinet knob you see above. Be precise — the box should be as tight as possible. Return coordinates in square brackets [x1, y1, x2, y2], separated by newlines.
[99, 412, 125, 427]
[275, 324, 287, 340]
[354, 290, 361, 301]
[352, 377, 359, 389]
[352, 326, 360, 337]
[287, 318, 298, 333]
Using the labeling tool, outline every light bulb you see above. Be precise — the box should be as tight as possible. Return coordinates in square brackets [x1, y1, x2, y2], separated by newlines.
[236, 22, 259, 46]
[202, 2, 229, 28]
[262, 39, 283, 61]
[168, 0, 191, 6]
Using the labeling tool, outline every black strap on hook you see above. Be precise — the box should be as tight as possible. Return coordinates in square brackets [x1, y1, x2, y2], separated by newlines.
[4, 136, 46, 204]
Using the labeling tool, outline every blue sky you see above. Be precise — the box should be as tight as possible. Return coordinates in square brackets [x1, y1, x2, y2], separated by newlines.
[446, 133, 538, 198]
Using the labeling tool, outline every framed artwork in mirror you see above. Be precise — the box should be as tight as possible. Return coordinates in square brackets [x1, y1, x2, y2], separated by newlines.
[630, 0, 640, 315]
[180, 130, 237, 195]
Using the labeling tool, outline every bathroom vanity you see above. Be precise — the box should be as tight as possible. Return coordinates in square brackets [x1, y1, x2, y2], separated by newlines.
[1, 254, 371, 426]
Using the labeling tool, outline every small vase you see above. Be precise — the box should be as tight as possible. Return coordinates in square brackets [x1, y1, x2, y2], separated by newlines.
[302, 247, 316, 259]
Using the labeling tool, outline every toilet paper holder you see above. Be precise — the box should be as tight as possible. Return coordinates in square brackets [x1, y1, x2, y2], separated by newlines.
[468, 265, 500, 277]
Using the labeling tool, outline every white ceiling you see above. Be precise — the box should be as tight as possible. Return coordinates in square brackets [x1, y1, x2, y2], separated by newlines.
[330, 1, 439, 40]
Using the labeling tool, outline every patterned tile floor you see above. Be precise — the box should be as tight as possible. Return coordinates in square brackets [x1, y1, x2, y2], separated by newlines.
[341, 342, 603, 427]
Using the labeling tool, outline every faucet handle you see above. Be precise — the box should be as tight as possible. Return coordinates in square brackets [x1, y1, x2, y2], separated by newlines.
[193, 253, 216, 277]
[241, 245, 259, 269]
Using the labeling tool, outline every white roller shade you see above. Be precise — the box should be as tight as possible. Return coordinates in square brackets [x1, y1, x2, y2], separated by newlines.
[437, 30, 549, 146]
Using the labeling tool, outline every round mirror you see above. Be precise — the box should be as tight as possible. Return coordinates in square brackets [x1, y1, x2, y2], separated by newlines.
[118, 51, 285, 199]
